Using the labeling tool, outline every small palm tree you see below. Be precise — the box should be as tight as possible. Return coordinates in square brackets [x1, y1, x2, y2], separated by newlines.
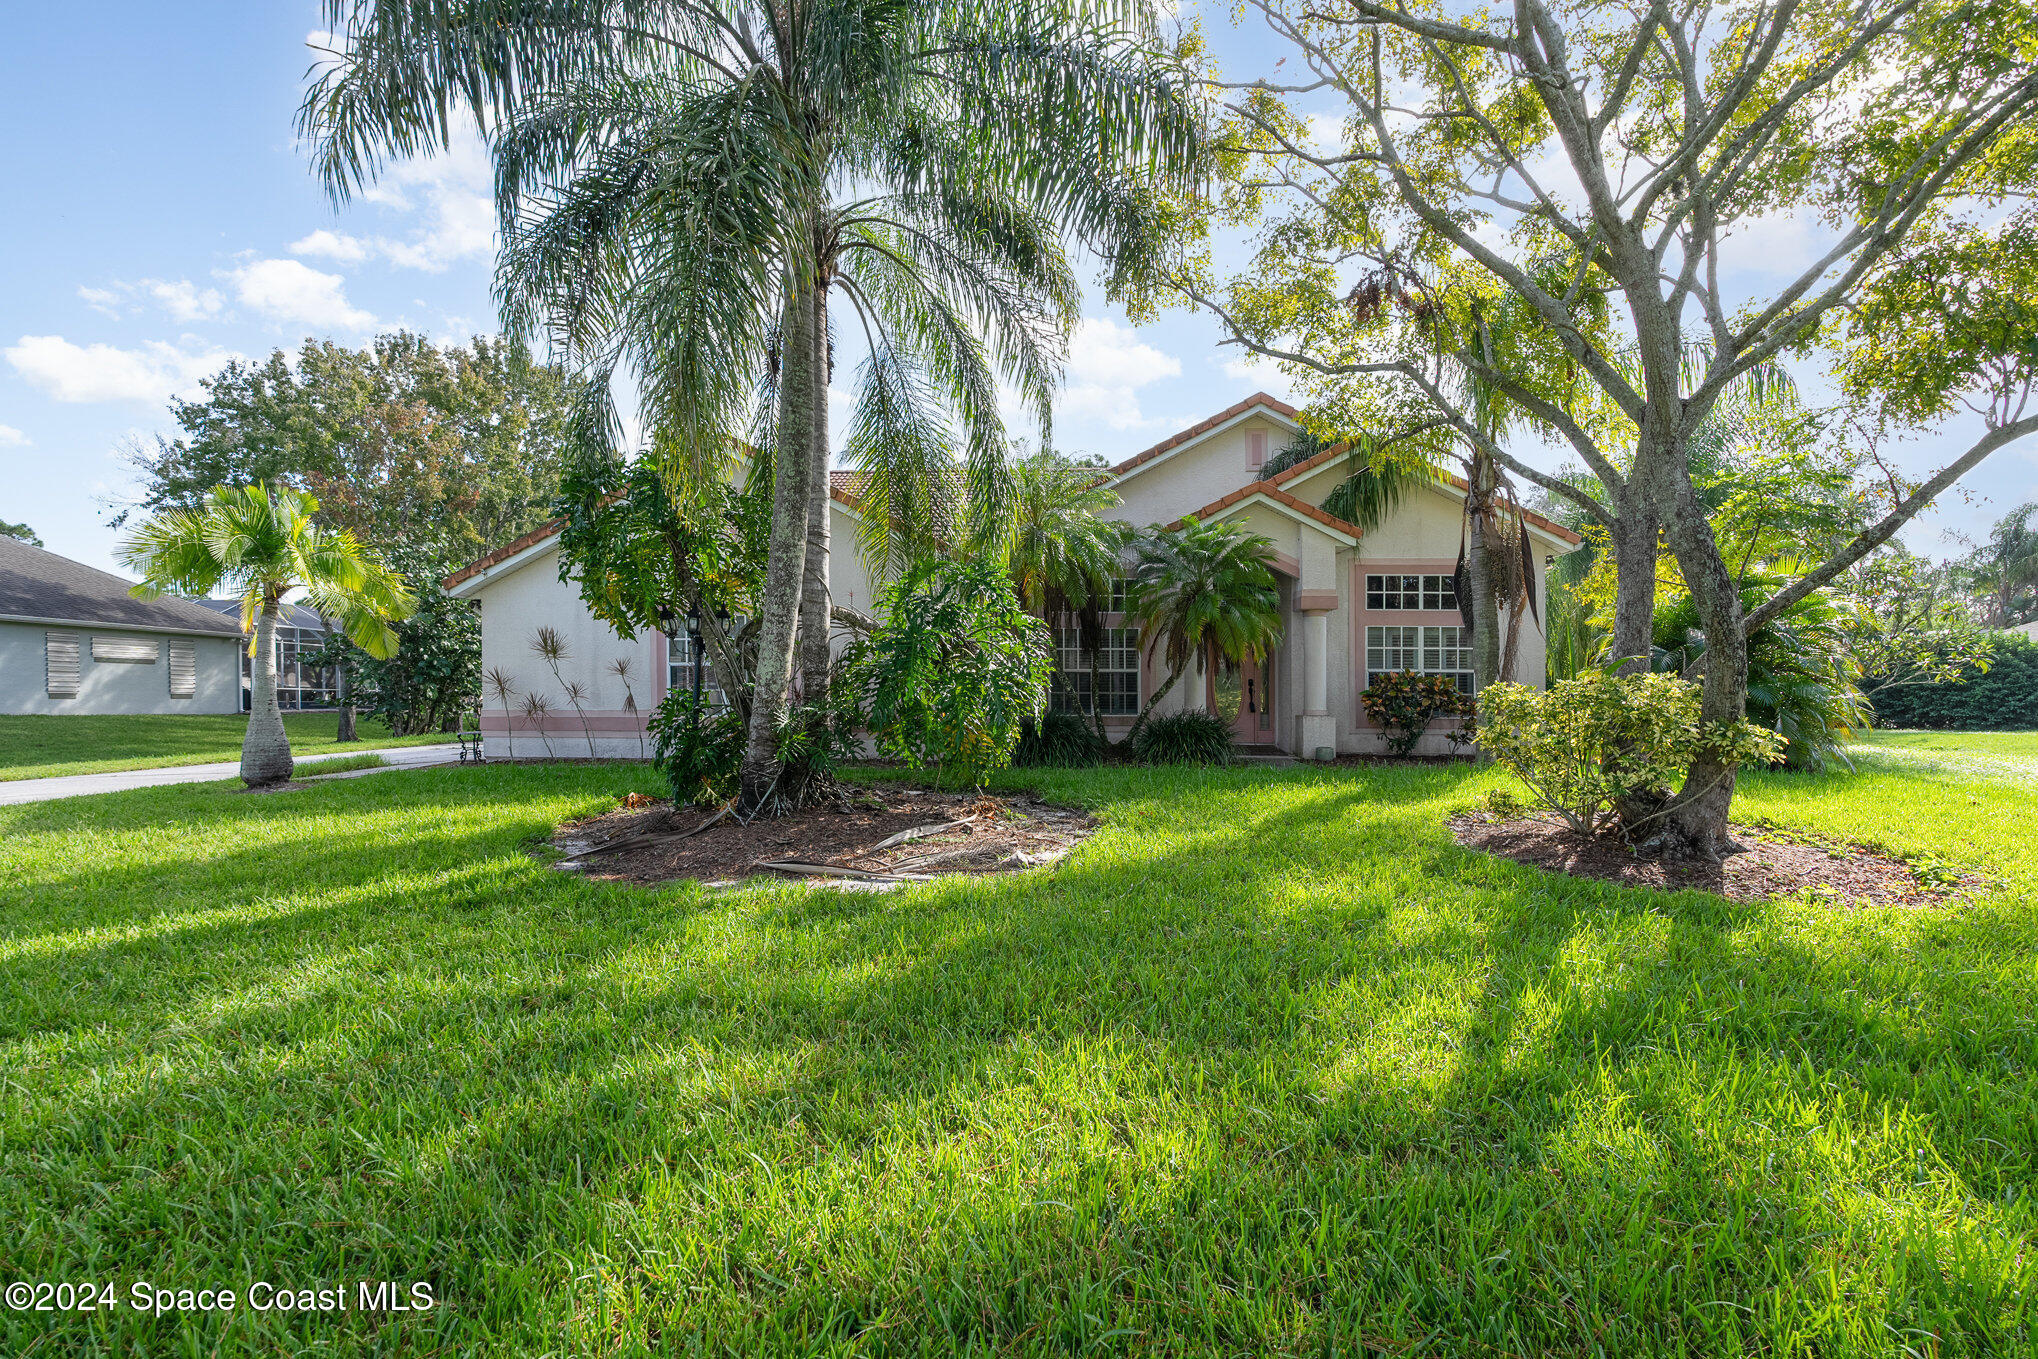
[1124, 520, 1284, 745]
[484, 666, 519, 760]
[119, 484, 413, 787]
[1003, 451, 1130, 740]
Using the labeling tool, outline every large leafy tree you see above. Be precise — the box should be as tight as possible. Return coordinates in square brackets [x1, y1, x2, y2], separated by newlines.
[117, 485, 414, 787]
[1123, 518, 1283, 742]
[302, 0, 1202, 815]
[115, 333, 580, 560]
[117, 334, 581, 738]
[1160, 0, 2038, 857]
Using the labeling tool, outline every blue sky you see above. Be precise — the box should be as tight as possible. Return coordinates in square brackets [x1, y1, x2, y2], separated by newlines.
[2, 3, 2030, 576]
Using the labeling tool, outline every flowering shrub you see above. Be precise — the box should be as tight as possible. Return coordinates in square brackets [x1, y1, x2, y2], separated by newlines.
[1361, 671, 1476, 756]
[1478, 671, 1784, 837]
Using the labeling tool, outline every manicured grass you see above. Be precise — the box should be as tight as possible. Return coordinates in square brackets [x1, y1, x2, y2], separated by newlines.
[3, 755, 2036, 1355]
[293, 753, 390, 777]
[1849, 727, 2038, 784]
[0, 713, 450, 781]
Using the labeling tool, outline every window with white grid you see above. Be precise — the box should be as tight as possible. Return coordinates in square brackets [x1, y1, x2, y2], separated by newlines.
[1366, 625, 1474, 694]
[667, 629, 731, 709]
[1365, 573, 1458, 611]
[1049, 625, 1140, 717]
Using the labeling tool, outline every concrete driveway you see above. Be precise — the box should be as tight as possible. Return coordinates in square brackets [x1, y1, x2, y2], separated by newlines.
[0, 743, 462, 806]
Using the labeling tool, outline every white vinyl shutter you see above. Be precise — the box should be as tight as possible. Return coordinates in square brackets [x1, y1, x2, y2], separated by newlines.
[93, 635, 160, 663]
[46, 632, 81, 698]
[168, 638, 197, 697]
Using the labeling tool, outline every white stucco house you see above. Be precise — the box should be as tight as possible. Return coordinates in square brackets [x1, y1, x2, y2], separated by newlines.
[0, 534, 244, 715]
[444, 392, 1583, 760]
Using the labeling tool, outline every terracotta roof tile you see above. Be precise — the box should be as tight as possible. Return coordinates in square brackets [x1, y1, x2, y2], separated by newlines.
[1183, 480, 1368, 541]
[1262, 441, 1584, 545]
[1107, 392, 1299, 477]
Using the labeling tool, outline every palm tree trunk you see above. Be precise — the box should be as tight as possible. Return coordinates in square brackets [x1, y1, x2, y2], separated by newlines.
[335, 655, 357, 742]
[797, 275, 833, 722]
[737, 276, 817, 815]
[1087, 627, 1108, 745]
[1125, 663, 1185, 746]
[243, 595, 294, 787]
[1467, 459, 1501, 693]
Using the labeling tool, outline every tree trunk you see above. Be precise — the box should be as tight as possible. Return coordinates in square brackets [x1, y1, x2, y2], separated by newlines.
[1087, 619, 1108, 745]
[797, 274, 833, 722]
[737, 277, 817, 815]
[1125, 661, 1186, 746]
[1605, 489, 1658, 674]
[1466, 459, 1501, 693]
[242, 596, 295, 787]
[1652, 465, 1753, 861]
[335, 655, 357, 742]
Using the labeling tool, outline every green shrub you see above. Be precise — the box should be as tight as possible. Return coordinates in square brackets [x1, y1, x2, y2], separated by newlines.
[1866, 634, 2038, 730]
[1479, 671, 1783, 837]
[646, 690, 744, 806]
[1360, 671, 1476, 756]
[1013, 710, 1109, 767]
[1130, 711, 1235, 766]
[839, 558, 1052, 787]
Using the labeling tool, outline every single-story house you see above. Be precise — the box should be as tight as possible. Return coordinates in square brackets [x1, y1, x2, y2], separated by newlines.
[191, 599, 340, 711]
[444, 392, 1582, 760]
[0, 533, 244, 715]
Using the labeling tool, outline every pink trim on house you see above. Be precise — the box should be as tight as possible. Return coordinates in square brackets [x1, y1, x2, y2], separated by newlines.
[480, 707, 652, 734]
[1294, 589, 1338, 612]
[1348, 558, 1466, 731]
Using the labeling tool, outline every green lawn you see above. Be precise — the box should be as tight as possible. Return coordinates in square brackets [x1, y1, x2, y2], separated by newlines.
[1849, 727, 2038, 784]
[0, 713, 451, 781]
[4, 749, 2036, 1355]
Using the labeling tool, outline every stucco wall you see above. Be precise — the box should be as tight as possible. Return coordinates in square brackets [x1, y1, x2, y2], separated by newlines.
[468, 500, 878, 759]
[0, 621, 241, 715]
[1107, 412, 1297, 528]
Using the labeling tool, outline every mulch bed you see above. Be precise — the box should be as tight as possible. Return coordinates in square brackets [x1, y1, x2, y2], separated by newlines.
[1448, 812, 1979, 907]
[547, 788, 1096, 888]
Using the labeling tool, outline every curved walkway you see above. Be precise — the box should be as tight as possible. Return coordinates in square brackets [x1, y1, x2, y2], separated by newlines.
[0, 743, 461, 806]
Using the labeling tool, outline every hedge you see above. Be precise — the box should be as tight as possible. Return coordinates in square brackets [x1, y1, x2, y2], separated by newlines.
[1865, 633, 2038, 730]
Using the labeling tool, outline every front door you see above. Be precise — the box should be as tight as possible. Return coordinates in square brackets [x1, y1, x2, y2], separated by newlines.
[1215, 654, 1273, 742]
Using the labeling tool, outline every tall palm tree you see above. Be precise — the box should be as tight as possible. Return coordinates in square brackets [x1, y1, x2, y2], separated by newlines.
[118, 484, 414, 787]
[301, 0, 1201, 815]
[1003, 450, 1130, 739]
[1123, 519, 1283, 743]
[1970, 503, 2038, 628]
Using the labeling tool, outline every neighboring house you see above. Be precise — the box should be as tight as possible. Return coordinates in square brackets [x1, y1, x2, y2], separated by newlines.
[0, 534, 244, 715]
[191, 600, 340, 712]
[444, 393, 1582, 760]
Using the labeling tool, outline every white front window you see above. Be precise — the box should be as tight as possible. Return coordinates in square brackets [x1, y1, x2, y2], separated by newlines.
[1366, 624, 1474, 694]
[1365, 573, 1459, 611]
[667, 630, 731, 709]
[1050, 625, 1141, 717]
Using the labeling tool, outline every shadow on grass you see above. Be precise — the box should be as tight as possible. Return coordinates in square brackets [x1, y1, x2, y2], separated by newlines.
[5, 762, 2036, 1355]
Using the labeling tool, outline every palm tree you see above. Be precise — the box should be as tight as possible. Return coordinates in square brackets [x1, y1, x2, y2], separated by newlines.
[118, 484, 413, 787]
[1968, 503, 2038, 628]
[1123, 519, 1284, 744]
[301, 0, 1201, 816]
[1003, 450, 1130, 739]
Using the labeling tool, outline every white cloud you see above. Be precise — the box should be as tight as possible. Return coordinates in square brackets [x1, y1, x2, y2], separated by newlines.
[0, 424, 29, 447]
[144, 279, 225, 323]
[1057, 318, 1182, 430]
[1221, 354, 1301, 402]
[225, 258, 376, 331]
[289, 229, 372, 264]
[354, 131, 496, 273]
[76, 278, 225, 323]
[78, 286, 123, 318]
[4, 335, 238, 406]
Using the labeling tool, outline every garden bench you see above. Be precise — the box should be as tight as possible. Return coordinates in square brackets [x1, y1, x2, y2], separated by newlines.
[457, 728, 486, 764]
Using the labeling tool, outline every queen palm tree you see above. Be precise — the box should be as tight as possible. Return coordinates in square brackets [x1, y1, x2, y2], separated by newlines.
[118, 484, 414, 787]
[301, 0, 1201, 815]
[1003, 450, 1130, 739]
[1123, 519, 1283, 744]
